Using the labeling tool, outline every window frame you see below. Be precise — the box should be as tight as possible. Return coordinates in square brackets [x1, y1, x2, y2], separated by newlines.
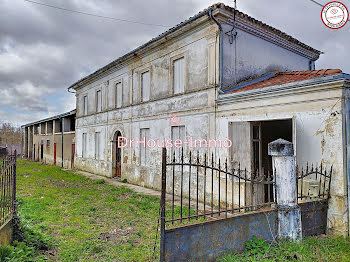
[82, 133, 87, 158]
[95, 132, 101, 160]
[139, 128, 150, 166]
[139, 67, 151, 103]
[83, 95, 88, 116]
[115, 81, 123, 108]
[170, 53, 187, 95]
[96, 89, 102, 113]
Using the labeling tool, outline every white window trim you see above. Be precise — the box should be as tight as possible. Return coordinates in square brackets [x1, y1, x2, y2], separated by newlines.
[115, 80, 123, 108]
[138, 67, 152, 103]
[170, 53, 187, 95]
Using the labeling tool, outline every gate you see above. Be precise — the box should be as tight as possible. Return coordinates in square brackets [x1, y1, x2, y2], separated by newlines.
[0, 151, 17, 229]
[297, 164, 333, 236]
[160, 148, 276, 261]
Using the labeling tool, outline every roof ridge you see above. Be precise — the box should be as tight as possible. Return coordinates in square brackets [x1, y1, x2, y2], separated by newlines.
[69, 2, 321, 91]
[277, 69, 342, 76]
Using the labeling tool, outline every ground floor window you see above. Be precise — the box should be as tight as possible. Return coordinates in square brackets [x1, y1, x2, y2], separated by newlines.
[140, 128, 150, 165]
[95, 132, 101, 160]
[82, 133, 87, 158]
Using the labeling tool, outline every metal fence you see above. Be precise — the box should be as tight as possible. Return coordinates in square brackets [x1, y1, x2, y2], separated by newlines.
[0, 151, 17, 228]
[160, 148, 275, 225]
[297, 163, 332, 201]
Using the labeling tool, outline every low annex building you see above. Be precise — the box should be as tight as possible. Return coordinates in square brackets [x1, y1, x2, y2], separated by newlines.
[22, 110, 76, 168]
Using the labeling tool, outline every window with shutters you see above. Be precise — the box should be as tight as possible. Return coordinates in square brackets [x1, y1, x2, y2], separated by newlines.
[173, 57, 185, 94]
[95, 132, 101, 160]
[140, 128, 150, 165]
[82, 133, 87, 158]
[115, 82, 122, 108]
[171, 125, 185, 170]
[141, 71, 150, 102]
[83, 95, 88, 115]
[96, 90, 102, 112]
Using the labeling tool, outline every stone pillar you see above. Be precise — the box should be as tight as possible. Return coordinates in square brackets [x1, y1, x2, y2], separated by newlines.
[268, 138, 302, 241]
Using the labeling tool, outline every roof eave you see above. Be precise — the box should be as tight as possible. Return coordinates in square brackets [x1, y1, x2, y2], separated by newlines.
[217, 73, 350, 103]
[21, 109, 76, 128]
[68, 7, 214, 91]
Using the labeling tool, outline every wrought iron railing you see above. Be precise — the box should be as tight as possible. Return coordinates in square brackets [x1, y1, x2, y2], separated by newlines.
[0, 151, 17, 228]
[297, 163, 332, 201]
[160, 148, 275, 228]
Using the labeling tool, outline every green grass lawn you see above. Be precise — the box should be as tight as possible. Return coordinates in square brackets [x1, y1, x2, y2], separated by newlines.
[219, 235, 350, 262]
[14, 160, 161, 261]
[3, 159, 350, 261]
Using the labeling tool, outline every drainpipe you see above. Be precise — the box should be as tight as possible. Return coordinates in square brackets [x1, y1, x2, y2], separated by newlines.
[61, 117, 64, 168]
[343, 86, 350, 235]
[209, 8, 224, 95]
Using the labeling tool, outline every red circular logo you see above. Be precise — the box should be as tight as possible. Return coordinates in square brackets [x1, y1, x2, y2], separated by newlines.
[321, 1, 349, 29]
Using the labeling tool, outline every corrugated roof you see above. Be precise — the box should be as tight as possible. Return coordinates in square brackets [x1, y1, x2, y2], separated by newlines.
[68, 2, 321, 91]
[225, 69, 342, 94]
[21, 109, 76, 128]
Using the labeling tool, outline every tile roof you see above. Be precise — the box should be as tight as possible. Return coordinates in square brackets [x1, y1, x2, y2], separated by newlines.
[225, 69, 342, 94]
[69, 3, 321, 91]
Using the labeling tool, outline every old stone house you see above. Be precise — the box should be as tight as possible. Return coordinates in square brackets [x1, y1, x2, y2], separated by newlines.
[22, 3, 350, 235]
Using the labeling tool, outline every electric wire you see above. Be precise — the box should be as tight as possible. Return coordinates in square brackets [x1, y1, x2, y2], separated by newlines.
[23, 0, 171, 27]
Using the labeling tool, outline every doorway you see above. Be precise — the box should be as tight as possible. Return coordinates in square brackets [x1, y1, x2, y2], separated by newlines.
[113, 131, 122, 178]
[40, 144, 44, 161]
[252, 119, 293, 202]
[71, 144, 75, 168]
[54, 143, 57, 165]
[229, 119, 293, 203]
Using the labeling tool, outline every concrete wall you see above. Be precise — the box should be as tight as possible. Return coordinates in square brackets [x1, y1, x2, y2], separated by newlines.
[163, 210, 277, 261]
[221, 25, 311, 88]
[0, 219, 13, 246]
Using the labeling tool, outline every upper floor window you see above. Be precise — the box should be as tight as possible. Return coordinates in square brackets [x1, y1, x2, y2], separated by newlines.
[96, 90, 102, 113]
[83, 95, 88, 115]
[173, 57, 184, 94]
[141, 71, 150, 102]
[115, 82, 122, 108]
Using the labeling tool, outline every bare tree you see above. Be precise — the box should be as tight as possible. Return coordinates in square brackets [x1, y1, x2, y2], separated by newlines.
[0, 121, 22, 145]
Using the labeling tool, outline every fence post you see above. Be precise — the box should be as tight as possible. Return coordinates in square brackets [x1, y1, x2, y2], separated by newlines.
[268, 139, 302, 241]
[12, 150, 17, 213]
[160, 148, 166, 261]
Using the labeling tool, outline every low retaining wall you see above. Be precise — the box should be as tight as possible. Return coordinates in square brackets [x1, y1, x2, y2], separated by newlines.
[163, 209, 277, 261]
[0, 218, 13, 246]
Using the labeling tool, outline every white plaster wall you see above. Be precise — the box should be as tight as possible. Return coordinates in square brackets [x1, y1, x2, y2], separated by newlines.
[221, 25, 311, 88]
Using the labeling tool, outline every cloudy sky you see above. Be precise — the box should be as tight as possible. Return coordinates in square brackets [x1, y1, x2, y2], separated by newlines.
[0, 0, 349, 126]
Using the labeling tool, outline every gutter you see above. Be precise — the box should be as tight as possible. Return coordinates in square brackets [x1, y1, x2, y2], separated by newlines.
[209, 8, 224, 94]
